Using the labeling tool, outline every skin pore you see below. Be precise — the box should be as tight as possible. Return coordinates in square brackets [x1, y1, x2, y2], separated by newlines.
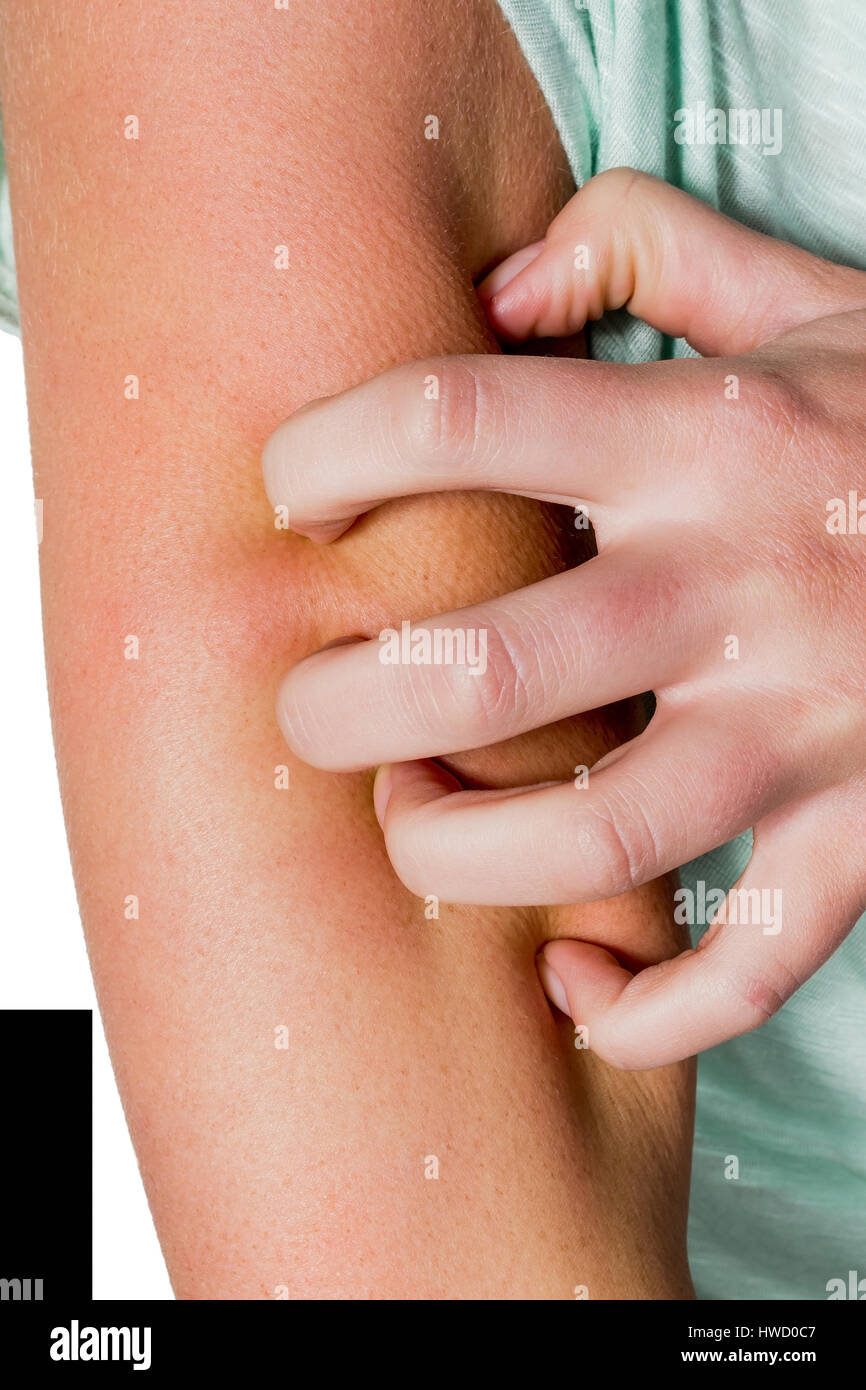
[1, 0, 693, 1297]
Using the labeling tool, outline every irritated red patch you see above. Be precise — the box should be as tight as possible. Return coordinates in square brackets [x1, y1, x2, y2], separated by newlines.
[201, 543, 367, 670]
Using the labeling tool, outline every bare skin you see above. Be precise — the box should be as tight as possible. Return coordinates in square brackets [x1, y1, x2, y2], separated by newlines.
[1, 0, 693, 1298]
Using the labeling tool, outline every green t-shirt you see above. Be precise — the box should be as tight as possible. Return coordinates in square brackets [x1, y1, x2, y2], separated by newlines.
[0, 122, 17, 332]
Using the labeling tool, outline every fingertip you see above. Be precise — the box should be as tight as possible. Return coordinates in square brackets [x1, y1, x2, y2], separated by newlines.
[540, 938, 635, 1036]
[374, 760, 463, 830]
[373, 765, 393, 828]
[477, 240, 545, 303]
[262, 401, 359, 543]
[388, 759, 463, 808]
[481, 237, 585, 342]
[289, 518, 357, 543]
[537, 951, 571, 1018]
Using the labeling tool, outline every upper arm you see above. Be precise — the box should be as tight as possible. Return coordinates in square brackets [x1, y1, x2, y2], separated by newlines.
[1, 0, 692, 1298]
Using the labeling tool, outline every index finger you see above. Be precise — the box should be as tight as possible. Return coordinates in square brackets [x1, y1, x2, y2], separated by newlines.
[261, 353, 705, 539]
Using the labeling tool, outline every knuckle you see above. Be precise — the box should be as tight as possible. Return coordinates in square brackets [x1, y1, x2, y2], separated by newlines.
[550, 166, 643, 236]
[439, 617, 533, 742]
[730, 969, 788, 1034]
[592, 166, 662, 238]
[593, 165, 645, 205]
[728, 950, 803, 1033]
[570, 796, 659, 898]
[741, 364, 810, 450]
[399, 358, 493, 472]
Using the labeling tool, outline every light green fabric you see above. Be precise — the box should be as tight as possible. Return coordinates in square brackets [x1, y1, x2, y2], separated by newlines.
[0, 114, 19, 334]
[1, 0, 863, 1302]
[496, 0, 866, 1301]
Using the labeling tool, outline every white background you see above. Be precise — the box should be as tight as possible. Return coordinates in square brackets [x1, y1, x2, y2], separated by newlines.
[0, 331, 172, 1299]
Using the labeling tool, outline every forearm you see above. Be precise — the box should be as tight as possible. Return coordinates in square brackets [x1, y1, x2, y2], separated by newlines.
[2, 0, 692, 1297]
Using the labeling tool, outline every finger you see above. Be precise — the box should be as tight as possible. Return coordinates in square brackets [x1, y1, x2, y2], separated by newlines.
[374, 700, 799, 906]
[262, 351, 706, 538]
[277, 544, 712, 771]
[538, 788, 866, 1069]
[373, 759, 462, 830]
[481, 167, 866, 356]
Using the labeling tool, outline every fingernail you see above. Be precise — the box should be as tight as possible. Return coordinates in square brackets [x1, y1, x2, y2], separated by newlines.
[478, 240, 545, 301]
[538, 953, 570, 1016]
[373, 765, 393, 828]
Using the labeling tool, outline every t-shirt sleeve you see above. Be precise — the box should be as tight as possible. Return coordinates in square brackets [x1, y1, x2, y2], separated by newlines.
[0, 114, 20, 335]
[494, 0, 599, 189]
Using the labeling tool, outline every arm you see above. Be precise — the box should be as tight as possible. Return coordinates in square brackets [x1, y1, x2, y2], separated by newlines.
[1, 0, 692, 1298]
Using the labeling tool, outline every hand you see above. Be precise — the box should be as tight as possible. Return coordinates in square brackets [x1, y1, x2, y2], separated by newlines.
[262, 168, 866, 1068]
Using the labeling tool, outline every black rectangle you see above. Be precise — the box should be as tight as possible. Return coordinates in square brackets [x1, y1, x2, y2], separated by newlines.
[0, 1010, 91, 1304]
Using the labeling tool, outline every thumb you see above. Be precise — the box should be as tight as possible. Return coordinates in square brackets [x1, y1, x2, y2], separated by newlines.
[480, 167, 866, 356]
